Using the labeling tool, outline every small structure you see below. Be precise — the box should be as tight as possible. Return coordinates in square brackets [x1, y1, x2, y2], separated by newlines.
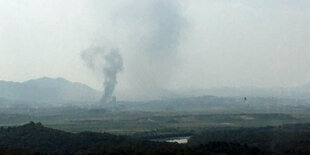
[111, 96, 117, 104]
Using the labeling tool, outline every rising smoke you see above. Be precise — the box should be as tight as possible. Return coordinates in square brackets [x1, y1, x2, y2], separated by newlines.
[144, 0, 183, 59]
[80, 0, 185, 100]
[116, 0, 185, 99]
[81, 47, 123, 104]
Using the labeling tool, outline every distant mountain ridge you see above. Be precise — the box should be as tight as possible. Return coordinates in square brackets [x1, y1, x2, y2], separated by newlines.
[0, 77, 101, 106]
[173, 84, 310, 99]
[1, 77, 310, 107]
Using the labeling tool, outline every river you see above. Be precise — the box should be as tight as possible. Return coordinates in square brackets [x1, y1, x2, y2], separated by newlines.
[152, 136, 191, 144]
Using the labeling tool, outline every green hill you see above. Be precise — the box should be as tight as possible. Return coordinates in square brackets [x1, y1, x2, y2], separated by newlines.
[0, 122, 264, 154]
[189, 123, 310, 154]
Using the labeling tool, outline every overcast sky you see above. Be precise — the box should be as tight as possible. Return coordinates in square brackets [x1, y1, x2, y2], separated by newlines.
[1, 0, 310, 99]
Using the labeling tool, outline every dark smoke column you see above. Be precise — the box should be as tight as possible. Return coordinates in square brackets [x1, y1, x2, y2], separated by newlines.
[100, 50, 123, 104]
[81, 47, 123, 104]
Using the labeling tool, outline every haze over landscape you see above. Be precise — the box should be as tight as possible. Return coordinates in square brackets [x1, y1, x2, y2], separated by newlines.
[1, 0, 310, 101]
[1, 0, 310, 154]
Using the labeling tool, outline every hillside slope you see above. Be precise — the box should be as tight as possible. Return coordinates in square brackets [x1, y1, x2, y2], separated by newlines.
[189, 124, 310, 154]
[0, 77, 101, 106]
[0, 122, 265, 154]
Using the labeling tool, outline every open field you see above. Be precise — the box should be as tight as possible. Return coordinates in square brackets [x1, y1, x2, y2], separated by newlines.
[1, 96, 310, 137]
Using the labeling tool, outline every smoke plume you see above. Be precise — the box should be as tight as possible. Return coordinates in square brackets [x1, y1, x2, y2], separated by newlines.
[114, 0, 185, 99]
[81, 47, 123, 104]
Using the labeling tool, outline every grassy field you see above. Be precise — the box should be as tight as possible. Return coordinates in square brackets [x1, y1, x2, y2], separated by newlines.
[1, 109, 310, 136]
[1, 96, 310, 137]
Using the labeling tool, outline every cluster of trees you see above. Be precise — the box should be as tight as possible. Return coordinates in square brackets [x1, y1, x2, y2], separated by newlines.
[1, 122, 310, 154]
[189, 123, 310, 154]
[0, 122, 264, 154]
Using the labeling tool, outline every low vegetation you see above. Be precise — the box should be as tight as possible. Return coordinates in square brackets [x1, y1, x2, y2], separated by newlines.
[0, 122, 310, 154]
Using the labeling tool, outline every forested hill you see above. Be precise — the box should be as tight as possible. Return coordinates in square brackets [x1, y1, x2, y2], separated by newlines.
[0, 122, 169, 153]
[2, 122, 310, 154]
[189, 123, 310, 154]
[0, 122, 265, 154]
[0, 122, 130, 152]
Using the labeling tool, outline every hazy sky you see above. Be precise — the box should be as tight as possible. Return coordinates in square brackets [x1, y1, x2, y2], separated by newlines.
[1, 0, 310, 99]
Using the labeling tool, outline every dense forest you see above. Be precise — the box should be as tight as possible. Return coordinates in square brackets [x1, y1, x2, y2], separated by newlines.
[0, 122, 309, 154]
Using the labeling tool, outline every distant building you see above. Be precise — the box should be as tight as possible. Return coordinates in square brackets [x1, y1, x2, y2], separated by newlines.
[111, 96, 117, 104]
